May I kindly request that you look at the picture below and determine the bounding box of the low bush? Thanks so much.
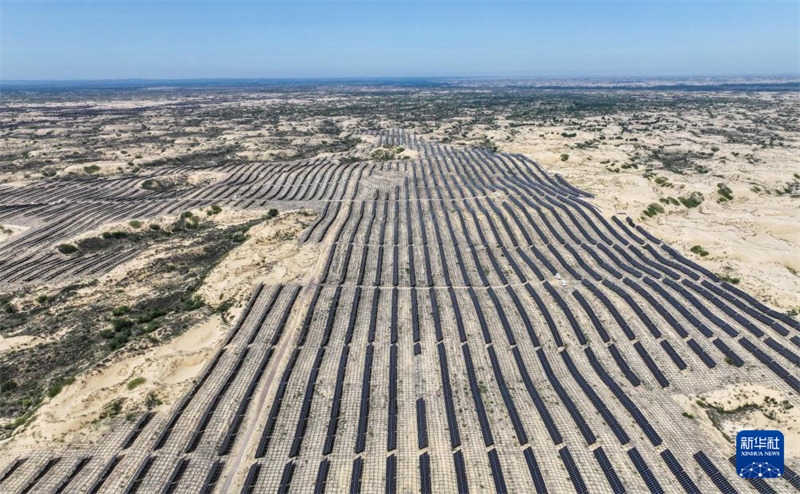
[718,273,741,285]
[717,183,734,201]
[127,377,146,390]
[643,203,665,217]
[57,244,78,254]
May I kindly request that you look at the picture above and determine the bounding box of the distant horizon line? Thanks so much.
[2,74,799,84]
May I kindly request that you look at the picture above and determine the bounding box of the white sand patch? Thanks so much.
[197,210,319,306]
[0,335,35,354]
[0,224,29,244]
[63,161,128,176]
[674,385,800,459]
[5,314,225,447]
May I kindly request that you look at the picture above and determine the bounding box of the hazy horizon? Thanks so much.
[2,1,798,81]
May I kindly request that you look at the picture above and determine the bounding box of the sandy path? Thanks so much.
[220,208,338,493]
[218,282,318,494]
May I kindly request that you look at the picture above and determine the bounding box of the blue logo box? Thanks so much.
[736,430,784,479]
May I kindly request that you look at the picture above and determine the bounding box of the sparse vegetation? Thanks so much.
[716,183,734,202]
[57,244,78,254]
[643,202,665,217]
[718,273,741,285]
[127,377,146,390]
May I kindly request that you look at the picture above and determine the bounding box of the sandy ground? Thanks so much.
[674,385,800,460]
[478,121,800,312]
[8,314,223,448]
[197,211,319,305]
[1,209,319,447]
[0,224,29,244]
[0,335,34,353]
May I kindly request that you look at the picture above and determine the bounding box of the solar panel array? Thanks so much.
[1,128,799,493]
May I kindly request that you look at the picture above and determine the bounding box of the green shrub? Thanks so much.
[112,318,134,331]
[58,244,78,254]
[112,306,130,317]
[84,164,100,174]
[718,273,741,285]
[141,179,163,191]
[181,211,193,219]
[149,224,162,231]
[127,377,146,390]
[183,295,204,311]
[36,294,49,304]
[128,220,142,229]
[678,196,701,208]
[47,376,75,398]
[717,183,734,201]
[643,203,665,217]
[99,399,124,419]
[0,380,18,393]
[102,231,127,239]
[560,154,569,162]
[690,245,709,257]
[267,208,279,218]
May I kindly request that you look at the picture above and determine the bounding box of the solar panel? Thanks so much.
[693,452,738,494]
[687,339,716,368]
[559,447,589,494]
[660,340,687,370]
[419,453,432,494]
[594,447,626,494]
[454,451,469,494]
[350,457,364,494]
[660,449,701,494]
[627,448,664,494]
[314,458,331,494]
[488,449,508,493]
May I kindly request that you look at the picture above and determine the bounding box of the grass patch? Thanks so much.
[127,377,146,390]
[47,376,75,398]
[717,183,734,202]
[643,203,665,217]
[57,244,78,254]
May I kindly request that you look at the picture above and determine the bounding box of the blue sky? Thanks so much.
[2,1,797,80]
